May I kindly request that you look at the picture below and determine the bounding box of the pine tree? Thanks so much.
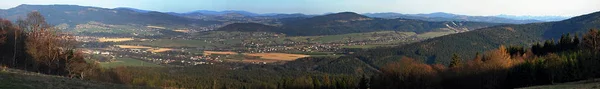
[359,75,370,89]
[573,33,580,50]
[449,54,462,68]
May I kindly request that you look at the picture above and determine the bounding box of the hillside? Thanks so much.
[518,79,600,89]
[218,12,502,36]
[0,4,220,28]
[364,12,543,24]
[354,11,600,66]
[218,23,281,32]
[0,68,150,89]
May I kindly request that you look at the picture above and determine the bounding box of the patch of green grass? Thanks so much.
[273,31,417,44]
[416,31,455,38]
[518,79,600,89]
[0,69,152,89]
[99,57,162,68]
[340,44,394,49]
[126,39,241,48]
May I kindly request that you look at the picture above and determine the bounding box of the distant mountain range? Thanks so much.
[114,7,566,24]
[218,12,502,36]
[0,4,572,33]
[495,14,570,21]
[0,4,220,29]
[363,12,552,24]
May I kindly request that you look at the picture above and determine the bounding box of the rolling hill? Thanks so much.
[354,11,600,67]
[218,12,502,36]
[0,4,220,29]
[364,12,544,24]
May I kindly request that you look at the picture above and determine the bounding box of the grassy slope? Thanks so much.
[0,69,152,89]
[518,79,600,89]
[99,57,162,68]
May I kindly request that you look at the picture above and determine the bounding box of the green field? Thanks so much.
[72,22,158,36]
[415,31,456,38]
[518,79,600,89]
[121,31,450,51]
[125,39,241,48]
[99,57,162,68]
[340,44,394,48]
[0,69,150,89]
[274,31,418,43]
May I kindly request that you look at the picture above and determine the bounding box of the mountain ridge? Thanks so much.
[218,12,502,36]
[363,12,545,24]
[0,4,220,29]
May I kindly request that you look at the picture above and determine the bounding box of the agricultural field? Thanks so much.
[146,48,174,53]
[244,53,310,61]
[98,38,134,42]
[273,31,418,43]
[519,79,600,89]
[339,44,395,48]
[125,39,241,48]
[415,30,456,38]
[203,51,310,63]
[73,22,159,36]
[115,45,152,49]
[203,51,238,55]
[98,57,162,68]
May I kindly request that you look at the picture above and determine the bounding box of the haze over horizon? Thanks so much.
[1,0,599,16]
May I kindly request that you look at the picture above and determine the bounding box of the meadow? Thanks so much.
[98,57,162,68]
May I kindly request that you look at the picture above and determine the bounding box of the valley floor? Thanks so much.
[0,68,152,89]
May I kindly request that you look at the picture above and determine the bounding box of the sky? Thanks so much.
[0,0,599,16]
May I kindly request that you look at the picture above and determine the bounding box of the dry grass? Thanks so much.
[115,45,152,49]
[173,29,190,33]
[240,59,280,63]
[98,38,134,42]
[203,51,238,56]
[244,53,310,61]
[147,48,173,53]
[146,26,166,29]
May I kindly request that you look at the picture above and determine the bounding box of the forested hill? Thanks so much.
[363,12,545,24]
[0,4,220,28]
[217,12,502,36]
[354,11,600,67]
[217,23,281,32]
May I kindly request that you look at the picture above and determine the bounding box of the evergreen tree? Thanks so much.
[573,33,580,50]
[359,75,370,89]
[449,54,462,68]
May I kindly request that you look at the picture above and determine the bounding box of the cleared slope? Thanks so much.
[0,69,152,89]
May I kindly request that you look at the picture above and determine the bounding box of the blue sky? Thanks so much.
[0,0,599,16]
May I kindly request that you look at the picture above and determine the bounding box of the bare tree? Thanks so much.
[19,11,68,74]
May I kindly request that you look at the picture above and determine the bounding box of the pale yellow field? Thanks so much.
[147,48,173,53]
[244,53,310,61]
[98,38,134,42]
[146,26,166,29]
[173,29,190,33]
[203,51,238,55]
[240,59,280,63]
[115,45,152,49]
